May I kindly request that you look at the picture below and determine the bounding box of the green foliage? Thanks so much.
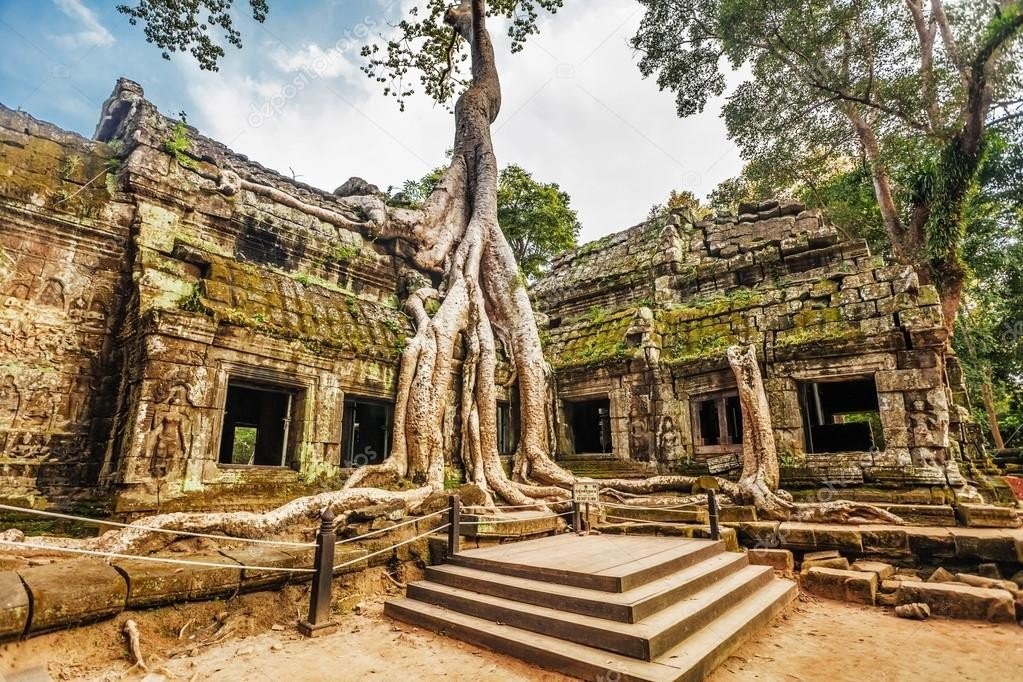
[324,243,363,267]
[162,120,195,169]
[635,0,1023,294]
[360,0,564,110]
[178,283,211,314]
[396,163,580,280]
[118,0,269,71]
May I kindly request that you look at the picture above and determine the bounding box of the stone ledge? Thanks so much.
[19,559,127,634]
[895,580,1017,622]
[0,571,29,639]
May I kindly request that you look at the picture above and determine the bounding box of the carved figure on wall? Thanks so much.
[0,375,19,429]
[37,279,66,310]
[656,415,679,461]
[64,374,93,426]
[145,385,194,479]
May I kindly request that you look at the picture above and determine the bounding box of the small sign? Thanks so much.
[573,480,600,504]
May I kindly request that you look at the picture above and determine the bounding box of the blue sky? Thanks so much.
[0,0,742,242]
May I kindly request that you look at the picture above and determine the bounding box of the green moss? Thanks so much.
[178,282,212,314]
[162,120,196,169]
[324,242,363,267]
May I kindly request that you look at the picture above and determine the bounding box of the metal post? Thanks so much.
[584,502,591,536]
[572,501,581,535]
[299,508,337,637]
[447,494,461,557]
[707,489,720,541]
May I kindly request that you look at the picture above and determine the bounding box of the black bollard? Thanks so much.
[572,501,581,535]
[708,489,720,541]
[447,494,461,557]
[298,507,338,637]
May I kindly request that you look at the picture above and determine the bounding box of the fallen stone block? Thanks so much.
[880,579,902,593]
[957,503,1021,529]
[895,602,930,620]
[801,557,850,573]
[746,548,793,573]
[851,560,896,581]
[803,550,840,562]
[803,567,877,605]
[1011,570,1023,590]
[895,581,1016,622]
[113,559,195,608]
[977,563,1002,580]
[0,571,29,640]
[928,567,956,583]
[19,559,127,633]
[181,553,242,600]
[954,573,1018,593]
[219,547,305,591]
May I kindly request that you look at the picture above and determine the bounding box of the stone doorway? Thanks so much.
[342,398,393,468]
[565,398,612,454]
[217,381,296,467]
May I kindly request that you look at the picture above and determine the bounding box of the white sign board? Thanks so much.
[572,481,600,504]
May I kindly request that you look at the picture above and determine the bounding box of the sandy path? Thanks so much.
[2,588,1020,681]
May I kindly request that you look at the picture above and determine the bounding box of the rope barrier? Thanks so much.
[334,524,449,571]
[0,503,314,549]
[335,508,449,546]
[0,539,316,573]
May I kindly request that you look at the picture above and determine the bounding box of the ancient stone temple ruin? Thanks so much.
[0,79,1006,516]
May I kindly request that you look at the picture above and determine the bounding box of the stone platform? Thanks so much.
[386,534,795,681]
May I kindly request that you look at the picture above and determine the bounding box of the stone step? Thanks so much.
[559,457,652,480]
[459,510,563,539]
[407,563,775,660]
[425,550,750,624]
[605,505,708,524]
[447,535,727,592]
[386,577,796,682]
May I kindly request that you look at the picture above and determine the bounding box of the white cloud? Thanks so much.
[51,0,115,49]
[184,1,742,243]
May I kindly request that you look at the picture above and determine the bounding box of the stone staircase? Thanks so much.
[386,534,796,681]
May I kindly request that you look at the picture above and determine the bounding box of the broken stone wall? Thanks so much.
[0,104,134,507]
[536,200,978,499]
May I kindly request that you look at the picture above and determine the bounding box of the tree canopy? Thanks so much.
[632,0,1023,332]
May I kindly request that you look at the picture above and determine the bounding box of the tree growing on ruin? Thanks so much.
[633,0,1023,332]
[5,0,906,555]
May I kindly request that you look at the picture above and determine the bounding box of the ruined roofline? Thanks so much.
[92,77,382,211]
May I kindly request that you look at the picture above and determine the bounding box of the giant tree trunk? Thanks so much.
[1,4,904,558]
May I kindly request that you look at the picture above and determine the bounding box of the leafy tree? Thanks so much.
[396,164,579,280]
[117,1,269,71]
[633,0,1023,332]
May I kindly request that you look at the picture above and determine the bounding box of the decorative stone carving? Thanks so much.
[144,385,194,480]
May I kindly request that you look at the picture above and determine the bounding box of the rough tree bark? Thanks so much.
[1,2,905,557]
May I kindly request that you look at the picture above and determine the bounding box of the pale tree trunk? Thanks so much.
[2,5,905,557]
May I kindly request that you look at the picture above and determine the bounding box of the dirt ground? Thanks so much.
[1,580,1020,682]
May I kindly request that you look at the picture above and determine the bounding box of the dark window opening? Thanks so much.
[219,382,295,466]
[566,398,612,454]
[800,377,883,453]
[497,401,519,455]
[342,398,393,468]
[691,390,743,454]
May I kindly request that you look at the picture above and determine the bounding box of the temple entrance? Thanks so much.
[799,377,883,453]
[218,381,295,467]
[342,397,393,468]
[565,398,612,454]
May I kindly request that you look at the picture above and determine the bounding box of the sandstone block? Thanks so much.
[957,503,1021,529]
[113,559,196,608]
[803,567,877,605]
[951,530,1021,563]
[19,559,127,633]
[0,571,29,640]
[928,567,956,583]
[803,550,840,562]
[747,548,793,573]
[896,581,1016,622]
[219,547,303,591]
[801,557,850,573]
[851,560,895,581]
[954,573,1018,593]
[895,602,930,620]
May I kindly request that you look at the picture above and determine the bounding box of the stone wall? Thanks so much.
[0,80,418,513]
[0,103,134,507]
[535,200,981,500]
